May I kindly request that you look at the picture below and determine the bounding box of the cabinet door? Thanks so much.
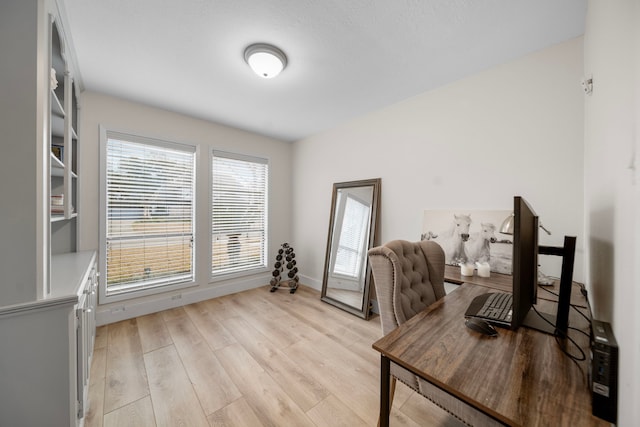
[88,265,98,351]
[76,262,97,423]
[76,293,88,420]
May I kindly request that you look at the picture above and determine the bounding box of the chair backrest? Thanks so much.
[368,240,446,335]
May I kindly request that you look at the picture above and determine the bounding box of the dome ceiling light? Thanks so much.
[244,43,288,79]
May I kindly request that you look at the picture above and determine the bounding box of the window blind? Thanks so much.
[212,151,268,276]
[105,136,195,295]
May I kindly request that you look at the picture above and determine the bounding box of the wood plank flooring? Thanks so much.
[85,285,465,427]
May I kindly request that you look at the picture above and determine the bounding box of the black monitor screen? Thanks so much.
[511,196,539,329]
[464,195,573,335]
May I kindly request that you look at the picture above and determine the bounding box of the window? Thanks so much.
[211,151,268,276]
[332,194,371,278]
[103,131,195,297]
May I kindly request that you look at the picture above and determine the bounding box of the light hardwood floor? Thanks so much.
[85,285,465,427]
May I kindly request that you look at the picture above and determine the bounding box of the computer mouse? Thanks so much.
[465,317,498,337]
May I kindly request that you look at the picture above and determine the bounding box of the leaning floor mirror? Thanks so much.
[321,178,381,319]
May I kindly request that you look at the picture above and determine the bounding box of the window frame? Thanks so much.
[99,126,197,304]
[210,149,269,281]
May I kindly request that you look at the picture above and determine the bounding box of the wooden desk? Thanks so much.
[372,280,608,426]
[444,264,589,308]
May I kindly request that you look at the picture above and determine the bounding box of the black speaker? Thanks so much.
[590,319,618,424]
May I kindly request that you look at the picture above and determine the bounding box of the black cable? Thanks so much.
[530,304,586,361]
[533,284,589,360]
[554,335,588,387]
[569,325,590,339]
[530,279,590,386]
[576,282,595,328]
[538,284,592,324]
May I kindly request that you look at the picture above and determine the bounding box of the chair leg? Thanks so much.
[377,377,397,427]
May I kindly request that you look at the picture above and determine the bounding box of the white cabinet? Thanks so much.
[0,1,95,425]
[0,252,97,427]
[0,0,82,305]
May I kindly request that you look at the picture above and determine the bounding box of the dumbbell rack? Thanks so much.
[269,243,299,293]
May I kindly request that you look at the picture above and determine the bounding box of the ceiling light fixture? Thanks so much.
[244,43,287,79]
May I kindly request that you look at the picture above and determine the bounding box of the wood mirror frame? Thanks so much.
[320,178,381,319]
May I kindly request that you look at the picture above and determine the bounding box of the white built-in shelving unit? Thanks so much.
[0,1,96,426]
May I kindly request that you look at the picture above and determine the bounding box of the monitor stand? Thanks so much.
[522,309,557,335]
[524,236,577,338]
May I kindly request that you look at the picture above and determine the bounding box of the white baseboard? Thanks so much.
[299,274,321,291]
[92,272,378,326]
[95,275,270,326]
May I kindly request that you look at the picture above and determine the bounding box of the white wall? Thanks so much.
[292,38,585,290]
[77,91,292,324]
[584,1,640,425]
[0,0,47,305]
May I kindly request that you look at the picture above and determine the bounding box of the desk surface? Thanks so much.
[444,265,589,307]
[373,280,608,426]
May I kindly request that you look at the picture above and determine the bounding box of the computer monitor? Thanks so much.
[465,196,576,337]
[511,196,539,330]
[512,196,576,337]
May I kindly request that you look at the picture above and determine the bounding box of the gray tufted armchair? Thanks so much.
[368,240,503,426]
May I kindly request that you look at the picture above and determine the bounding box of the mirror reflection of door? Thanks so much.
[321,178,380,319]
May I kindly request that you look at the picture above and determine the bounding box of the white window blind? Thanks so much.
[105,135,195,296]
[212,151,268,276]
[333,195,370,278]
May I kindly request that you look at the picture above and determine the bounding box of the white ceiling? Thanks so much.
[61,0,587,142]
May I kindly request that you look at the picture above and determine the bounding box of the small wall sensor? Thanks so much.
[581,77,593,95]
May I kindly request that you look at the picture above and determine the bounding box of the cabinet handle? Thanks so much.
[83,308,93,313]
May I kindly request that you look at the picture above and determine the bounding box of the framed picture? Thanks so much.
[421,209,513,274]
[51,144,64,162]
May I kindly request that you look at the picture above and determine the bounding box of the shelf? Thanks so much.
[51,214,66,222]
[50,212,77,222]
[51,168,77,179]
[51,114,64,137]
[48,19,80,264]
[50,154,77,179]
[51,152,64,171]
[51,115,77,139]
[51,90,65,118]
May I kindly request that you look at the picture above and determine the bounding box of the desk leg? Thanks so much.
[380,355,390,427]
